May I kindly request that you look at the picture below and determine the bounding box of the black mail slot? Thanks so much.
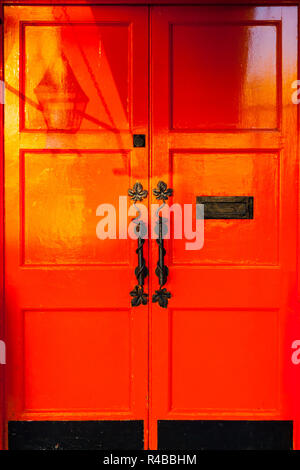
[196,196,254,219]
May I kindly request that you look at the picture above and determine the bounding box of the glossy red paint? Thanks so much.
[150,5,300,449]
[4,5,149,448]
[2,2,300,450]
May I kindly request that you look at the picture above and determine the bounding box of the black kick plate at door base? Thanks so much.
[196,196,253,219]
[8,420,144,450]
[158,420,293,450]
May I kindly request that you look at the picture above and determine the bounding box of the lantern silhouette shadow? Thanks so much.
[34,54,89,132]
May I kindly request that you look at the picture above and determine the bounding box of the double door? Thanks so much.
[4,4,299,449]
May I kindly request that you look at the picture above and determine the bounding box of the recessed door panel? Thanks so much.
[23,309,132,412]
[23,23,131,131]
[171,151,279,265]
[169,308,279,412]
[22,150,130,265]
[171,23,278,130]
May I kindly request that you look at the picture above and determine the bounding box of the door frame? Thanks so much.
[0,0,299,450]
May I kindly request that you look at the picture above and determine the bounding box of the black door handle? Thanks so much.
[128,182,148,307]
[152,181,173,308]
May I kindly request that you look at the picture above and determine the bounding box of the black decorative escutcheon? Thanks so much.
[152,181,173,308]
[130,285,148,307]
[152,287,171,309]
[153,180,173,201]
[128,182,148,202]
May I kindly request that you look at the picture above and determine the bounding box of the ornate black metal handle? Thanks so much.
[152,181,173,308]
[128,182,148,307]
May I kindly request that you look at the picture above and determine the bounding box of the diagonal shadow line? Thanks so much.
[5,83,42,111]
[60,7,122,133]
[79,111,120,133]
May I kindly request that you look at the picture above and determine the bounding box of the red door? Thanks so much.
[3,3,300,450]
[150,5,299,450]
[5,5,149,449]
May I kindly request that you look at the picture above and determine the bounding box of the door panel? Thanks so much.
[151,6,299,450]
[5,5,148,449]
[171,23,278,130]
[171,151,279,265]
